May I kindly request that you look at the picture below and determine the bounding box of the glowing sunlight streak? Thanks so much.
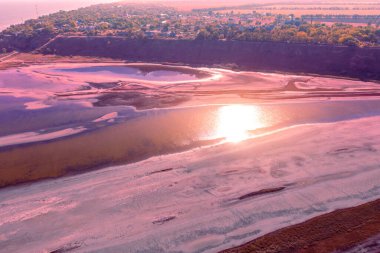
[216,105,265,143]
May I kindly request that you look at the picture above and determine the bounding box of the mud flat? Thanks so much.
[1,57,380,187]
[2,54,380,110]
[1,56,380,252]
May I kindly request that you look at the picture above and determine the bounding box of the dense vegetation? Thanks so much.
[1,3,379,52]
[196,23,379,46]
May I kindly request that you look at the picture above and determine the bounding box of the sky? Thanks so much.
[0,0,195,30]
[0,0,199,30]
[0,0,119,31]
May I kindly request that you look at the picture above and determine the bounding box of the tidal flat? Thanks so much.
[0,54,380,253]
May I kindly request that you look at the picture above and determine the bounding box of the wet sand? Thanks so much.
[57,67,380,110]
[2,53,380,111]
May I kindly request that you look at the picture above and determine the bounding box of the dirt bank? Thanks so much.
[221,199,380,253]
[39,36,380,80]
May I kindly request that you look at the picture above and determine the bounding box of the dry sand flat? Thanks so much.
[0,116,379,253]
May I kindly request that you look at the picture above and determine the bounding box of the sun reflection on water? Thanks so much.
[216,105,265,143]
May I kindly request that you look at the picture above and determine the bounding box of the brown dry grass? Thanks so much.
[221,199,380,253]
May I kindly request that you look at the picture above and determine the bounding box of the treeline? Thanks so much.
[1,4,175,38]
[196,23,380,47]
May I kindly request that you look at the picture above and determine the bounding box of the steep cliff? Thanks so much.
[40,36,380,80]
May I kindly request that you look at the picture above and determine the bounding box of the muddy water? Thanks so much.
[1,97,380,188]
[54,65,206,82]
